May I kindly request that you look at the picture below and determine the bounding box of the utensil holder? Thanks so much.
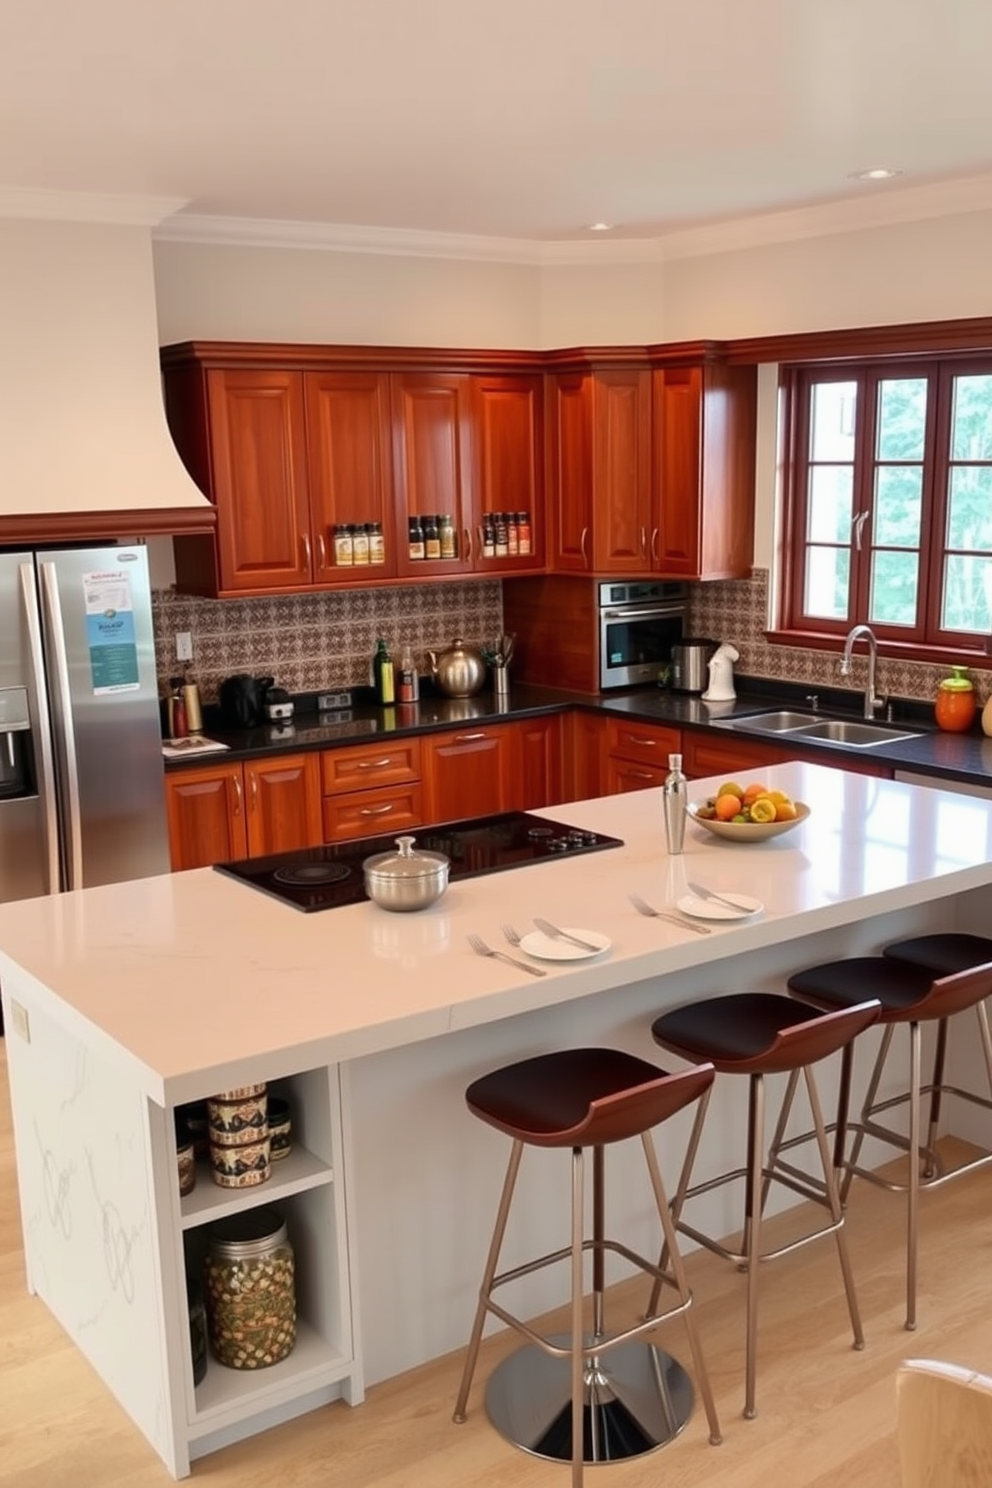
[493,664,509,702]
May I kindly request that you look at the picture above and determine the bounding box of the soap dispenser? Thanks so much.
[702,643,740,702]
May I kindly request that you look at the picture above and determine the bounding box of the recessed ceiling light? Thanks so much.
[588,221,613,231]
[849,167,904,182]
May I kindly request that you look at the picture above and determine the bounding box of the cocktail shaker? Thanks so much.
[662,752,687,854]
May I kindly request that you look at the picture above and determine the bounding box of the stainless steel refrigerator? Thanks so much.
[1,544,169,904]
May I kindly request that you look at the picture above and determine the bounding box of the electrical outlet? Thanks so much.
[175,632,193,662]
[318,691,352,710]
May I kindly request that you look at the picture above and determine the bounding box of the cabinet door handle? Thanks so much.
[249,774,258,809]
[453,732,487,743]
[232,775,243,815]
[650,527,659,562]
[626,768,656,781]
[356,757,396,770]
[465,528,473,560]
[358,803,395,817]
[302,532,312,572]
[316,533,327,571]
[640,526,647,557]
[629,735,658,747]
[580,527,588,566]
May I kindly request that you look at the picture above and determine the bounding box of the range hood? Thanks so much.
[0,210,213,541]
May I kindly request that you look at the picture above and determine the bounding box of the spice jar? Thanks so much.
[204,1209,296,1370]
[935,665,976,733]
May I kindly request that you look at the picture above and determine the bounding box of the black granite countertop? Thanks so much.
[164,677,992,792]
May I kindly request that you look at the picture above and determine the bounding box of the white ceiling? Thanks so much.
[4,0,992,250]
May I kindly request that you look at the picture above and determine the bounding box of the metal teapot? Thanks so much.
[426,637,486,698]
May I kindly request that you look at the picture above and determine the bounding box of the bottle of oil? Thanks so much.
[372,638,395,706]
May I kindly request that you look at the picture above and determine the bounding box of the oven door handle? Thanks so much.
[601,605,683,620]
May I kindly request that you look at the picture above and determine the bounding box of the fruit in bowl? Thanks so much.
[690,782,809,841]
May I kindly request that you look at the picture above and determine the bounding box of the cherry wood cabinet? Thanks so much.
[563,710,607,802]
[390,372,474,577]
[652,360,757,580]
[545,348,756,580]
[680,730,893,781]
[305,370,396,581]
[320,737,424,842]
[510,713,563,812]
[471,373,545,573]
[547,368,652,574]
[603,717,682,794]
[422,724,515,822]
[165,752,323,870]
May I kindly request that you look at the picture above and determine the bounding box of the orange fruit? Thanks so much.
[774,800,798,821]
[749,798,777,824]
[714,792,744,821]
[765,789,791,805]
[742,782,769,807]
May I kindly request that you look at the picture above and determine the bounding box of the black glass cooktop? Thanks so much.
[214,810,624,913]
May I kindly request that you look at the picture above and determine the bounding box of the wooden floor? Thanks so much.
[3,1037,990,1488]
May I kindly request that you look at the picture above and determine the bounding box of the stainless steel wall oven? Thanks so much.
[597,580,688,689]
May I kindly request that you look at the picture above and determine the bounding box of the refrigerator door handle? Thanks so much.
[19,562,62,894]
[39,561,84,891]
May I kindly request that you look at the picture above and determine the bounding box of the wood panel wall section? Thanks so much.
[502,574,602,693]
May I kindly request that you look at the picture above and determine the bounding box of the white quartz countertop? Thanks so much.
[3,761,992,1105]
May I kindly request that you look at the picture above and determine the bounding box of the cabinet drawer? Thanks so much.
[605,718,681,766]
[681,731,780,779]
[321,739,422,794]
[604,757,669,794]
[322,783,424,842]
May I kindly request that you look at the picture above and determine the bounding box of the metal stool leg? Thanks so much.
[804,1065,864,1349]
[906,1021,921,1331]
[453,1139,524,1422]
[570,1145,584,1487]
[743,1072,764,1420]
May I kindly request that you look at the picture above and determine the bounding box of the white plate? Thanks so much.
[519,928,612,961]
[676,893,763,922]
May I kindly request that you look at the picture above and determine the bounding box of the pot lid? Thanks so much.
[363,835,450,880]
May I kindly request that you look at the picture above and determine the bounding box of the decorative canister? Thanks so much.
[179,1101,210,1159]
[267,1096,292,1162]
[176,1122,196,1197]
[935,665,976,733]
[208,1085,268,1146]
[204,1209,296,1370]
[209,1136,271,1188]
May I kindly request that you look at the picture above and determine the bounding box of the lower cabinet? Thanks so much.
[165,753,323,870]
[321,737,424,841]
[422,724,514,821]
[603,717,682,794]
[680,730,894,781]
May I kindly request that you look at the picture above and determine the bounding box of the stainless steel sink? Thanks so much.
[790,719,922,747]
[722,710,824,734]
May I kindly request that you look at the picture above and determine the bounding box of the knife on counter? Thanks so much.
[532,917,603,952]
[686,881,754,912]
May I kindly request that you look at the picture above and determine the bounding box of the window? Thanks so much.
[781,356,992,655]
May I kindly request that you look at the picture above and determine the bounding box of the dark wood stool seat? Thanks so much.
[786,944,992,1330]
[649,992,880,1420]
[453,1047,721,1486]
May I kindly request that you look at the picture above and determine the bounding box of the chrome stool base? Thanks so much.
[486,1336,693,1464]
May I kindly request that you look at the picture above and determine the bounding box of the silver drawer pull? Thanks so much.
[630,735,658,747]
[358,803,395,816]
[627,769,655,780]
[454,732,486,743]
[356,757,396,770]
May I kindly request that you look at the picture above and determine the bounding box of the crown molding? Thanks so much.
[153,213,545,264]
[657,173,992,261]
[0,188,190,226]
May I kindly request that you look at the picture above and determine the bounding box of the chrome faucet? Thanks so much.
[841,623,886,719]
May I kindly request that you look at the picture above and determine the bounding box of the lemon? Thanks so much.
[716,780,744,799]
[749,797,777,824]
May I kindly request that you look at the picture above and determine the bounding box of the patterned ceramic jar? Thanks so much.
[204,1209,296,1369]
[267,1096,292,1162]
[208,1086,268,1147]
[209,1136,271,1188]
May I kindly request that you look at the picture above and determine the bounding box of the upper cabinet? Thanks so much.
[162,344,546,598]
[652,357,757,580]
[545,345,756,581]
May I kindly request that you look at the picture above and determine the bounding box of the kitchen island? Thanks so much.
[2,761,992,1477]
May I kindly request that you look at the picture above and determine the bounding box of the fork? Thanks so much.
[532,917,602,952]
[467,933,547,977]
[502,923,525,947]
[628,893,712,935]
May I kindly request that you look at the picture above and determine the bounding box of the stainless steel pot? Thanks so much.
[426,638,485,698]
[671,638,717,694]
[362,835,450,912]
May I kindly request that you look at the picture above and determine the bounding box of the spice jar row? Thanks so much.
[333,522,387,566]
[175,1086,293,1195]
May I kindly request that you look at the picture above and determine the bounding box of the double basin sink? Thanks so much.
[716,710,924,749]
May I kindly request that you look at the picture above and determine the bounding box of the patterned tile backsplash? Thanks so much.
[152,569,992,708]
[688,569,992,708]
[152,581,504,701]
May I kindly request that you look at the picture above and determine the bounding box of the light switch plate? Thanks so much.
[9,999,30,1042]
[175,632,193,662]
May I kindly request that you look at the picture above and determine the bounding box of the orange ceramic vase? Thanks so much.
[934,666,976,732]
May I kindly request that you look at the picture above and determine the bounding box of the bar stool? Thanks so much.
[648,992,881,1419]
[452,1047,721,1487]
[786,934,992,1331]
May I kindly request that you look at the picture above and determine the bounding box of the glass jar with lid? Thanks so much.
[935,664,976,732]
[204,1208,296,1369]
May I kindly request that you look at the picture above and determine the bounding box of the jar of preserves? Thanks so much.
[204,1209,296,1370]
[352,523,370,566]
[935,665,976,732]
[333,524,354,566]
[408,514,425,560]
